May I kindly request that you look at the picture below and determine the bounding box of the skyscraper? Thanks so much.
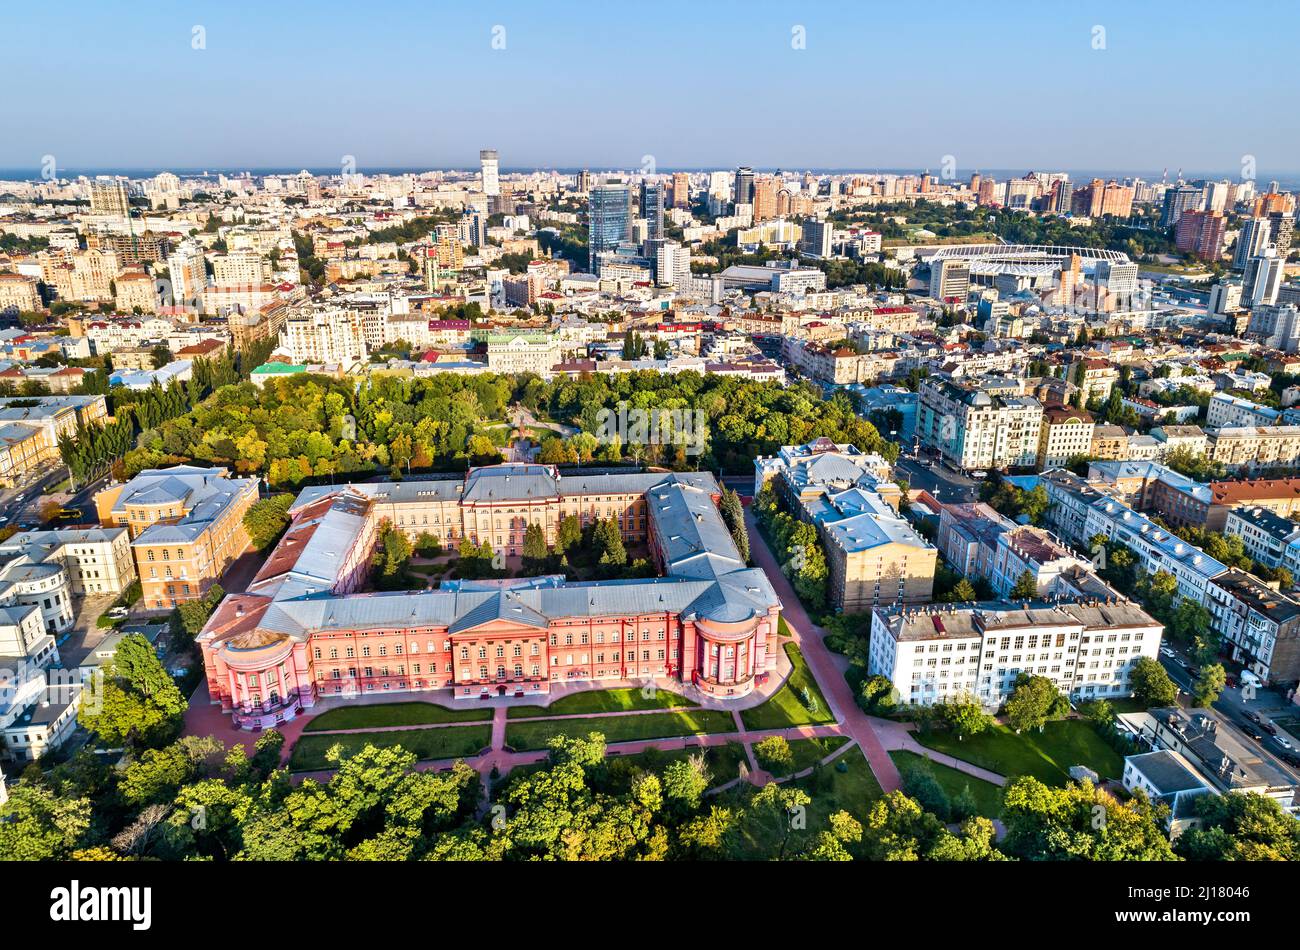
[671,172,690,209]
[587,178,632,271]
[479,149,500,197]
[639,180,665,242]
[1160,184,1202,228]
[929,258,971,303]
[733,166,755,207]
[751,176,778,222]
[88,178,130,217]
[1243,248,1285,308]
[1268,211,1295,258]
[1234,217,1272,269]
[798,218,833,259]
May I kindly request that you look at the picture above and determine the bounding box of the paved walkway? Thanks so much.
[743,506,903,794]
[290,721,850,786]
[872,717,1008,786]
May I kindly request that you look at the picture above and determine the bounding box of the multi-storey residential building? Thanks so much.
[1037,406,1095,469]
[1223,506,1298,570]
[1090,423,1129,460]
[1243,248,1284,308]
[0,395,108,487]
[1205,477,1300,530]
[755,439,934,611]
[868,598,1163,708]
[935,501,1014,579]
[1070,358,1120,404]
[0,273,42,314]
[1041,470,1228,605]
[990,526,1094,598]
[1150,424,1209,459]
[95,465,258,610]
[918,378,1043,472]
[280,304,368,366]
[1206,425,1300,471]
[1206,391,1280,429]
[1206,569,1300,686]
[196,465,782,727]
[1120,707,1295,810]
[0,527,135,599]
[87,178,130,217]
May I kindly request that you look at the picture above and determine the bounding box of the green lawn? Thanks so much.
[505,709,737,751]
[303,701,491,732]
[494,742,751,801]
[727,744,884,860]
[506,687,697,719]
[740,642,835,731]
[289,724,492,771]
[914,719,1124,786]
[614,742,750,786]
[890,750,1004,819]
[785,736,850,774]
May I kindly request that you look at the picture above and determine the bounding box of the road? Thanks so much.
[0,463,107,530]
[894,455,981,505]
[1158,643,1300,782]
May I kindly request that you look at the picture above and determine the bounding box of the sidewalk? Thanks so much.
[743,507,903,794]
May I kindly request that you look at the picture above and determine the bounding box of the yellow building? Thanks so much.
[95,465,259,610]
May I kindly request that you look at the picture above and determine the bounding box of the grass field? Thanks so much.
[506,687,697,719]
[726,744,884,859]
[890,750,1004,819]
[785,736,850,774]
[914,719,1123,786]
[494,742,751,801]
[739,642,835,731]
[505,709,737,751]
[288,724,492,771]
[304,701,490,732]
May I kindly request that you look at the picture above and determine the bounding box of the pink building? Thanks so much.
[198,465,781,728]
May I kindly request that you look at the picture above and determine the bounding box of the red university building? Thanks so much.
[197,464,782,728]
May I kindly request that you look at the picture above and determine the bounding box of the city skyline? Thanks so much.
[4,0,1299,173]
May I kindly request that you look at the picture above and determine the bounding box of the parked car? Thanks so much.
[1247,730,1265,742]
[1274,735,1293,751]
[1246,711,1263,725]
[1160,647,1175,658]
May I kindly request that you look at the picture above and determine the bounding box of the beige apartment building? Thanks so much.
[0,273,42,313]
[755,439,935,611]
[0,395,108,487]
[1037,406,1095,470]
[1207,426,1300,471]
[95,465,258,610]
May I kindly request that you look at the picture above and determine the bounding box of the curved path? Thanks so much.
[742,506,903,794]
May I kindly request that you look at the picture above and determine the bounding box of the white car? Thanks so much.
[1160,647,1175,658]
[1274,735,1293,751]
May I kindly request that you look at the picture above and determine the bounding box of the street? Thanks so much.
[1158,643,1300,783]
[894,454,981,505]
[0,463,108,530]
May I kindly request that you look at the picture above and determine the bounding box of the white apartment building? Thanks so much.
[0,527,136,598]
[918,378,1043,471]
[868,599,1163,708]
[166,239,208,308]
[280,305,369,366]
[1206,391,1280,429]
[211,249,268,286]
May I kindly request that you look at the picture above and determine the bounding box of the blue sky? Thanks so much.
[4,0,1298,176]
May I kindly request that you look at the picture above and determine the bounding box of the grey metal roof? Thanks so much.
[215,465,779,644]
